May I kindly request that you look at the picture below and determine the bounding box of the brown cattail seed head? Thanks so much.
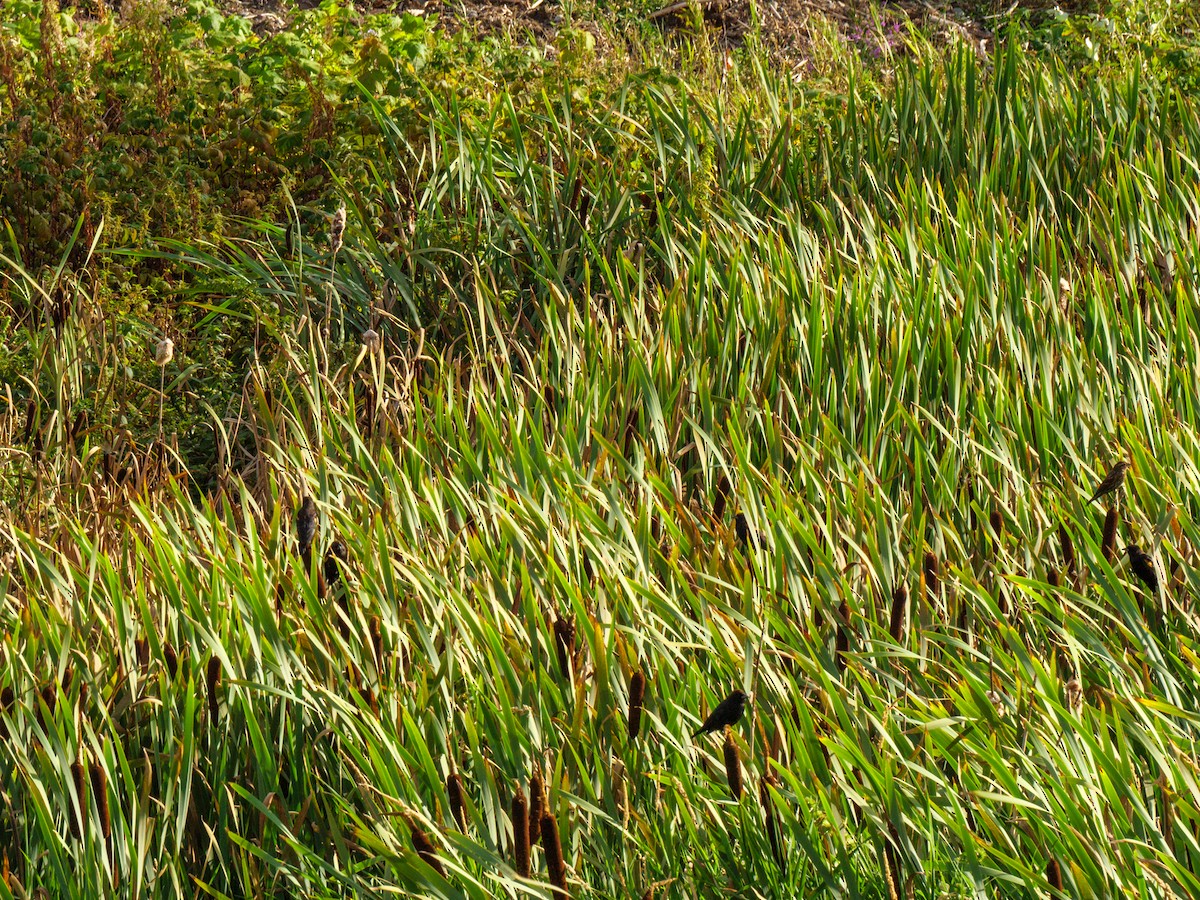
[723,727,743,800]
[923,552,940,602]
[447,772,467,831]
[205,656,222,720]
[1047,568,1060,588]
[70,760,87,837]
[1059,524,1077,577]
[163,643,178,679]
[627,670,646,741]
[511,787,530,877]
[155,337,174,367]
[888,585,907,643]
[540,812,569,897]
[529,771,545,846]
[713,474,730,521]
[408,818,445,876]
[610,756,628,823]
[89,763,110,840]
[330,202,347,253]
[1102,507,1119,562]
[989,508,1004,544]
[1046,857,1063,891]
[554,615,576,677]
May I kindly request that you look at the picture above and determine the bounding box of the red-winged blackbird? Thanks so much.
[1125,544,1159,593]
[297,497,317,559]
[692,690,749,737]
[1088,460,1129,504]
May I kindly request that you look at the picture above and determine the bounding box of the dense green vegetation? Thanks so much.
[4,0,1200,896]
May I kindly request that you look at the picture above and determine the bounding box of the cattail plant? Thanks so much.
[888,585,907,643]
[0,685,11,740]
[330,202,347,254]
[408,817,445,876]
[923,552,940,605]
[627,669,646,741]
[713,474,730,521]
[541,812,568,898]
[70,759,87,838]
[297,497,317,568]
[447,772,467,831]
[1102,507,1119,562]
[89,762,110,842]
[1047,568,1060,588]
[512,786,530,877]
[529,771,546,845]
[1046,857,1063,891]
[163,643,178,679]
[206,656,221,720]
[610,756,628,823]
[989,507,1004,550]
[324,540,348,588]
[155,336,173,437]
[723,727,743,799]
[554,614,576,677]
[835,599,851,674]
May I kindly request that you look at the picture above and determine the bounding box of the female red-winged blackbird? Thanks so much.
[692,690,749,737]
[1089,460,1129,504]
[1124,545,1158,593]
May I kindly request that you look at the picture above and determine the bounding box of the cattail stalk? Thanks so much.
[888,585,907,643]
[835,600,850,674]
[89,763,110,841]
[1102,507,1119,562]
[923,552,940,605]
[206,656,222,720]
[554,615,576,677]
[627,670,646,741]
[723,728,743,800]
[529,772,545,846]
[70,760,87,838]
[512,787,530,877]
[1046,857,1063,891]
[541,812,568,898]
[447,773,467,832]
[610,757,628,823]
[713,475,730,521]
[409,818,445,876]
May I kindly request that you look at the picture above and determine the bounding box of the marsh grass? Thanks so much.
[1,30,1200,900]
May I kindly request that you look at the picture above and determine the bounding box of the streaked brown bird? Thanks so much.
[692,690,749,737]
[1088,460,1129,504]
[1124,545,1158,593]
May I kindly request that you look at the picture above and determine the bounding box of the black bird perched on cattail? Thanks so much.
[692,690,749,737]
[1125,545,1159,593]
[1088,460,1130,504]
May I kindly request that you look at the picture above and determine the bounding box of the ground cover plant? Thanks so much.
[4,0,1200,897]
